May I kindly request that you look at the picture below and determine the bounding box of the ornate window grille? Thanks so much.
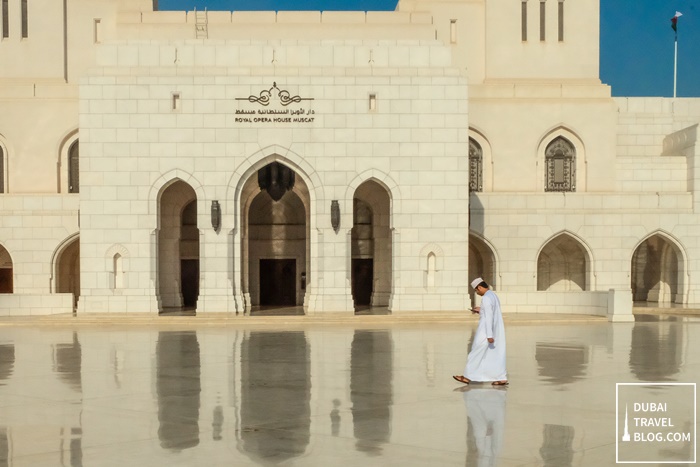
[469,138,483,192]
[545,137,575,192]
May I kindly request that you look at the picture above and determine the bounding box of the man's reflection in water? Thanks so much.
[330,399,341,437]
[156,331,201,451]
[463,388,506,467]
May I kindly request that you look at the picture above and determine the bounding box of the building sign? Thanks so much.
[235,82,315,124]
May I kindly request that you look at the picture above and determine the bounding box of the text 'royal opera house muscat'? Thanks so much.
[0,0,698,319]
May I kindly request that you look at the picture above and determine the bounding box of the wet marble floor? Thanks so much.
[0,314,698,466]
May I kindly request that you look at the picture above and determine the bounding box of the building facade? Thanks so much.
[0,0,698,319]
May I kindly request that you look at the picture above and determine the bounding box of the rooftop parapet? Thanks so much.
[121,10,433,26]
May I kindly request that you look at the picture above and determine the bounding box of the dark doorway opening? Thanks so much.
[180,259,199,308]
[0,269,11,293]
[260,259,296,306]
[352,259,373,306]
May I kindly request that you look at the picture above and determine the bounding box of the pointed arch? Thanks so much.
[469,232,499,308]
[536,231,593,291]
[419,243,444,291]
[228,144,323,224]
[147,170,207,229]
[51,233,80,307]
[351,179,393,308]
[536,126,586,192]
[0,132,10,193]
[0,242,13,293]
[57,128,79,194]
[106,244,130,290]
[631,230,688,304]
[231,147,319,313]
[155,179,200,311]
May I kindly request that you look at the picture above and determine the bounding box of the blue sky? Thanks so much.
[159,0,700,98]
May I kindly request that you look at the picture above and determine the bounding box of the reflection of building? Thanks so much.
[536,343,589,385]
[156,331,201,451]
[629,317,684,381]
[239,331,310,464]
[0,344,14,385]
[539,424,575,467]
[351,331,393,455]
[1,0,700,318]
[0,332,84,466]
[53,333,82,392]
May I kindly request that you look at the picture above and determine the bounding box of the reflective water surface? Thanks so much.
[0,316,698,466]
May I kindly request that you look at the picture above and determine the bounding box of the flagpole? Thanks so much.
[674,32,678,98]
[671,11,682,98]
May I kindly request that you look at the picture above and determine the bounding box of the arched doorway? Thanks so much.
[468,234,496,304]
[55,237,80,308]
[537,233,589,291]
[351,180,392,310]
[631,234,684,304]
[157,180,199,312]
[0,244,13,293]
[241,162,309,312]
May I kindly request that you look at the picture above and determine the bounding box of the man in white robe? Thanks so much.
[453,278,508,386]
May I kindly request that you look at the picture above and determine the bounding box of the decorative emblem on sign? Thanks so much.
[237,82,313,107]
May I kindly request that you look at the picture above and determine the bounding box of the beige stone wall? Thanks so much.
[1,0,700,317]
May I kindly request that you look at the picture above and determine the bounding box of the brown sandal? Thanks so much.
[452,375,471,384]
[491,381,509,386]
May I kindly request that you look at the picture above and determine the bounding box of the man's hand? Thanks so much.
[471,307,480,314]
[487,338,494,344]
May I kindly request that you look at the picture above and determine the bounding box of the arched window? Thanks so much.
[68,140,79,193]
[545,137,575,192]
[469,138,483,192]
[113,253,123,289]
[0,145,4,193]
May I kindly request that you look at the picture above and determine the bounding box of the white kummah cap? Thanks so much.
[471,277,483,289]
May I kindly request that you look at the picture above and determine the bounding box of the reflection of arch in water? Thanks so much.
[540,424,575,467]
[535,343,588,385]
[631,231,687,304]
[238,331,310,463]
[0,344,15,385]
[53,332,82,392]
[351,330,393,455]
[629,317,683,382]
[156,331,201,451]
[536,232,592,291]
